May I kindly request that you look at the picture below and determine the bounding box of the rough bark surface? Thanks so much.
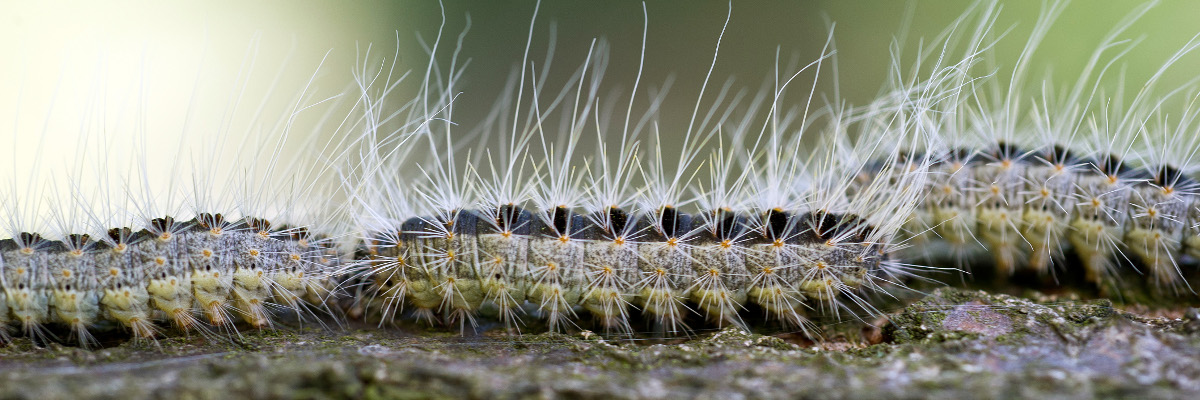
[2,288,1199,399]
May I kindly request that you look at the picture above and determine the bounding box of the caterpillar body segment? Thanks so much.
[1018,146,1080,275]
[525,207,588,333]
[1057,154,1134,285]
[229,217,284,329]
[47,234,103,347]
[95,228,158,341]
[742,209,813,329]
[1125,171,1191,289]
[1,233,55,342]
[477,205,536,331]
[576,206,640,333]
[688,210,751,330]
[1124,123,1200,291]
[270,227,337,323]
[184,215,238,329]
[971,143,1031,278]
[634,207,694,333]
[927,150,981,264]
[429,210,486,330]
[140,217,205,332]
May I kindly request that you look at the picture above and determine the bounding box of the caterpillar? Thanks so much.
[4,0,1200,348]
[334,0,1200,331]
[339,2,973,336]
[0,19,355,346]
[902,0,1200,298]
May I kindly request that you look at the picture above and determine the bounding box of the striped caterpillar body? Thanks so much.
[338,1,956,335]
[353,205,900,335]
[0,214,340,347]
[344,77,935,335]
[896,1,1200,296]
[912,138,1200,292]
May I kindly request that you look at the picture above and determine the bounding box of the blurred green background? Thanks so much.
[381,0,1200,129]
[3,0,1200,216]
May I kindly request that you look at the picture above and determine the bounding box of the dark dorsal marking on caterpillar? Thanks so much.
[659,206,679,238]
[951,147,974,162]
[1038,144,1080,167]
[757,208,797,245]
[451,209,479,236]
[582,206,631,241]
[533,206,589,239]
[0,233,52,253]
[657,206,688,240]
[148,216,176,235]
[1151,164,1200,192]
[40,237,68,253]
[713,209,747,243]
[194,213,227,233]
[551,206,571,235]
[1086,153,1132,177]
[984,141,1031,164]
[608,206,629,236]
[63,233,93,251]
[400,215,428,243]
[287,226,311,242]
[797,211,871,244]
[637,206,691,243]
[104,227,141,249]
[247,217,272,234]
[19,232,46,249]
[488,204,533,235]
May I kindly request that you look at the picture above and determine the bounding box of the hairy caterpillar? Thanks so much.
[4,0,1200,348]
[342,0,1200,334]
[339,2,977,337]
[901,1,1200,299]
[0,21,354,346]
